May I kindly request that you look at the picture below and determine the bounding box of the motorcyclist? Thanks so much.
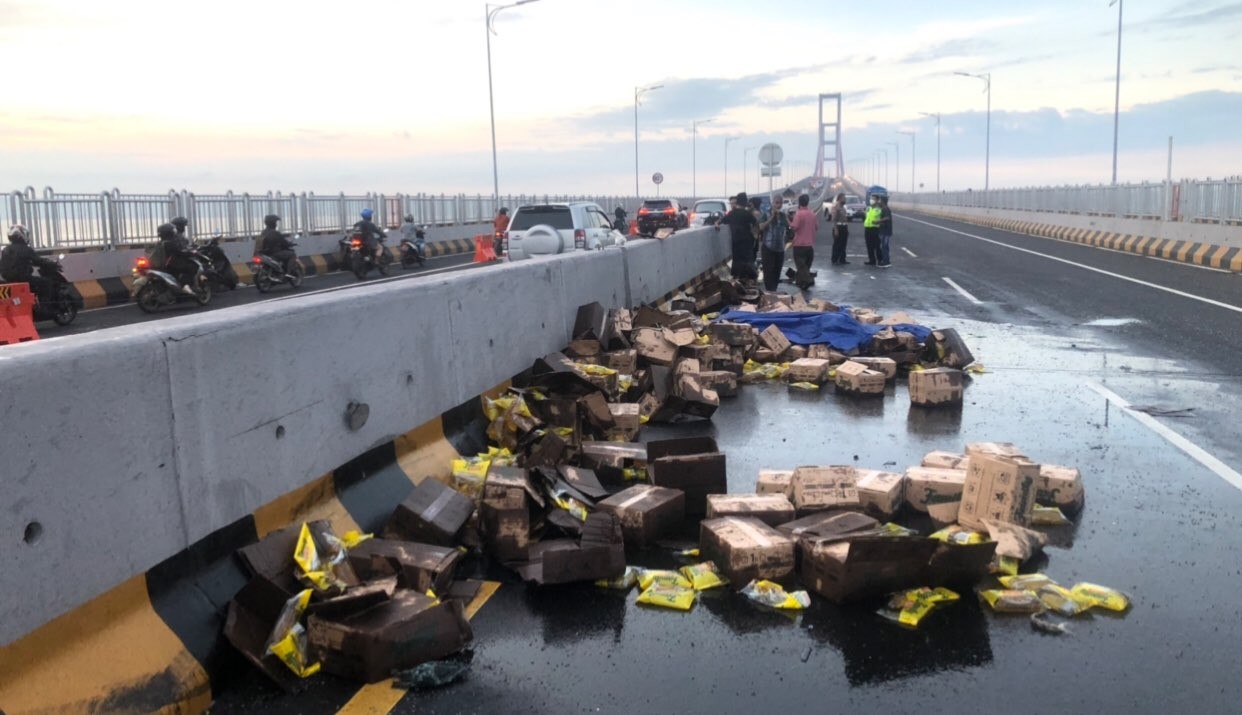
[1,225,57,303]
[171,216,190,247]
[354,208,385,260]
[614,205,628,231]
[400,214,425,260]
[258,214,297,277]
[158,222,200,294]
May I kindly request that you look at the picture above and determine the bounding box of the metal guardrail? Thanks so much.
[897,179,1242,224]
[3,188,659,250]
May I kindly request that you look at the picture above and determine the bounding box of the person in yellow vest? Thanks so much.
[863,196,883,266]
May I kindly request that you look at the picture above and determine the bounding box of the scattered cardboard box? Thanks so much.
[982,518,1048,561]
[849,357,897,380]
[922,451,969,470]
[759,325,792,358]
[964,442,1029,460]
[516,513,626,584]
[801,536,938,604]
[346,540,462,596]
[597,485,686,549]
[705,494,796,528]
[1037,464,1085,512]
[633,327,678,366]
[791,466,860,512]
[786,358,831,383]
[709,322,757,347]
[700,517,796,583]
[385,479,476,546]
[958,453,1039,530]
[756,469,794,498]
[925,328,974,368]
[785,345,808,360]
[903,467,967,513]
[776,511,879,540]
[909,368,965,407]
[605,349,638,374]
[698,370,739,397]
[648,449,727,516]
[855,469,906,519]
[834,361,886,396]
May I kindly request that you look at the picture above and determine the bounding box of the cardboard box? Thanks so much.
[706,494,796,528]
[347,540,462,596]
[673,356,701,376]
[922,451,968,470]
[800,536,939,604]
[483,466,532,511]
[557,465,611,500]
[903,467,967,513]
[807,298,837,312]
[925,328,974,368]
[760,292,794,310]
[573,302,613,342]
[700,517,796,584]
[385,480,474,546]
[925,541,998,588]
[578,392,615,432]
[597,484,685,548]
[759,325,792,358]
[709,322,757,347]
[1037,464,1085,511]
[566,338,602,358]
[756,469,794,498]
[633,327,678,366]
[308,592,472,683]
[834,361,886,395]
[698,369,739,397]
[776,511,878,539]
[879,311,917,326]
[305,578,398,620]
[870,328,902,353]
[909,367,965,407]
[791,466,860,512]
[752,346,777,362]
[786,357,831,383]
[852,309,883,325]
[651,374,719,422]
[965,442,1029,460]
[516,512,626,584]
[604,349,638,374]
[855,469,906,518]
[763,302,792,314]
[958,453,1039,530]
[785,345,808,360]
[480,506,531,562]
[649,452,727,516]
[223,575,309,691]
[849,357,897,380]
[608,403,642,433]
[611,307,634,333]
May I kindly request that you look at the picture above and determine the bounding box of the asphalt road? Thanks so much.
[213,209,1242,714]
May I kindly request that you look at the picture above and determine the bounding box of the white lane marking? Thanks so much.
[901,246,918,258]
[904,215,1242,315]
[942,276,983,304]
[1085,380,1242,492]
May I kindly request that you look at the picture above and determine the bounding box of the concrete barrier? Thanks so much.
[0,226,728,647]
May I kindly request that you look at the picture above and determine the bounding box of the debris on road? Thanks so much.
[392,649,474,691]
[741,579,811,611]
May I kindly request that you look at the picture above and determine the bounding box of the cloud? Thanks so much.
[1146,1,1242,30]
[898,38,998,64]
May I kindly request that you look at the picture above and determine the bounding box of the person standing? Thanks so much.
[749,196,765,265]
[878,196,893,268]
[715,191,760,282]
[789,194,817,290]
[827,193,850,265]
[863,195,882,266]
[493,207,510,256]
[759,196,789,291]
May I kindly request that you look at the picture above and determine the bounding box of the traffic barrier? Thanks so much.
[473,234,497,262]
[629,219,639,236]
[0,283,40,345]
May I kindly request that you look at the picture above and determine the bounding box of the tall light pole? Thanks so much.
[955,71,991,191]
[920,112,941,192]
[692,118,713,200]
[898,130,916,192]
[887,141,900,192]
[487,0,541,202]
[1109,0,1123,185]
[876,150,888,186]
[743,146,756,195]
[724,137,737,195]
[634,83,663,201]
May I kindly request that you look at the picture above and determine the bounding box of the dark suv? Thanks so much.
[636,199,687,235]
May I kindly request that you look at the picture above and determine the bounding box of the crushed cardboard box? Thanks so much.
[700,517,796,584]
[705,494,796,528]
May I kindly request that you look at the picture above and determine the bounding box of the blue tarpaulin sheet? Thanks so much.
[716,309,933,353]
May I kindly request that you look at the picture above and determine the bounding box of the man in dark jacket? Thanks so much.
[259,214,297,275]
[355,208,385,260]
[157,222,200,293]
[716,191,760,281]
[1,225,56,302]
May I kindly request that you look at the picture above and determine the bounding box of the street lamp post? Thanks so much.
[724,137,737,195]
[955,71,991,191]
[898,130,916,192]
[920,112,941,192]
[487,0,541,202]
[634,83,663,201]
[692,118,713,200]
[1109,0,1123,185]
[887,141,900,193]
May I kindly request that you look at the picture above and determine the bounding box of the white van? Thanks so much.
[505,202,625,261]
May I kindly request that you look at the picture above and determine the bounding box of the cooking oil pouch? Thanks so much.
[618,375,634,393]
[482,395,515,422]
[1031,505,1071,526]
[265,589,320,678]
[1071,582,1130,612]
[998,573,1057,591]
[451,458,490,498]
[574,363,617,377]
[551,491,590,522]
[989,555,1020,576]
[675,547,701,558]
[880,587,959,627]
[293,523,343,592]
[595,566,639,590]
[1037,584,1091,617]
[979,589,1043,614]
[788,381,820,391]
[680,562,728,591]
[742,579,811,610]
[877,522,919,537]
[965,364,988,374]
[930,525,989,545]
[339,530,373,549]
[637,569,692,591]
[636,584,696,611]
[622,467,646,483]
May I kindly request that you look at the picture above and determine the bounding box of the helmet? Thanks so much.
[498,207,509,215]
[360,208,374,221]
[404,214,414,223]
[171,216,189,231]
[264,214,280,228]
[7,224,29,243]
[157,223,177,240]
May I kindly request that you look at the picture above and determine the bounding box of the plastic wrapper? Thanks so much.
[1030,611,1071,635]
[293,523,347,592]
[451,447,515,498]
[878,587,960,627]
[741,579,811,611]
[877,522,919,537]
[741,360,789,382]
[1031,505,1071,526]
[623,467,647,483]
[998,573,1057,591]
[393,649,474,690]
[551,489,591,522]
[1071,582,1131,612]
[1037,584,1092,617]
[989,555,1020,576]
[680,562,728,591]
[574,363,618,377]
[339,530,373,549]
[930,525,990,545]
[264,589,320,678]
[636,584,696,611]
[637,569,693,591]
[618,375,634,393]
[979,589,1043,613]
[595,566,639,590]
[788,381,820,391]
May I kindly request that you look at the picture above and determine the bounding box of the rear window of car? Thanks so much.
[695,201,726,214]
[510,205,573,231]
[846,195,862,203]
[642,200,673,211]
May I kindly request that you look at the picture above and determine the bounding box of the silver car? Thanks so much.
[689,199,729,227]
[505,202,625,261]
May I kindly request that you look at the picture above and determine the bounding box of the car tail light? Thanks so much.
[252,256,262,264]
[638,207,649,215]
[574,229,586,249]
[689,212,696,222]
[663,208,675,215]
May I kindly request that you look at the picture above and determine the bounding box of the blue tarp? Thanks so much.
[716,309,932,353]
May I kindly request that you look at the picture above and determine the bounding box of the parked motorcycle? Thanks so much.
[194,233,239,290]
[131,253,211,313]
[251,235,305,293]
[348,228,393,280]
[31,254,84,326]
[400,225,428,269]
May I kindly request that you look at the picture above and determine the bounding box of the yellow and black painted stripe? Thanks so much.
[910,208,1242,274]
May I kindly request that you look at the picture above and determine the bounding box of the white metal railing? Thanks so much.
[896,178,1242,224]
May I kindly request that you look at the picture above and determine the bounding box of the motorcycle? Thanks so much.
[194,233,239,290]
[131,252,211,313]
[400,225,428,268]
[31,254,84,326]
[251,235,305,293]
[348,228,393,280]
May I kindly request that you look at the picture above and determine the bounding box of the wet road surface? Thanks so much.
[212,211,1242,714]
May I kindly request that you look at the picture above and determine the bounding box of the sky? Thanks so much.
[1,0,1240,196]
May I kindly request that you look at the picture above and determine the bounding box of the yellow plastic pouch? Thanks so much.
[930,525,989,545]
[293,523,339,591]
[265,589,321,678]
[979,589,1043,613]
[595,566,639,590]
[1037,584,1091,617]
[622,467,646,483]
[877,522,919,537]
[788,381,820,391]
[551,491,590,522]
[574,363,617,377]
[998,573,1057,591]
[880,587,959,627]
[637,569,693,591]
[636,584,696,611]
[1031,505,1071,526]
[339,530,373,549]
[1071,582,1130,612]
[680,562,728,591]
[741,579,811,610]
[989,555,1020,576]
